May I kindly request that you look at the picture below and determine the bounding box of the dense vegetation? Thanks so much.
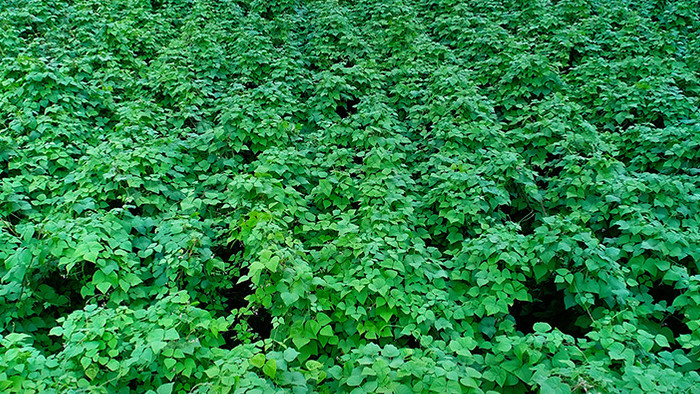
[1,0,700,392]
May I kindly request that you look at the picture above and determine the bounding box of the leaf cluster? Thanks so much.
[1,0,700,392]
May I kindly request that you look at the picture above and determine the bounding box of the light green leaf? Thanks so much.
[284,348,300,362]
[655,334,670,348]
[250,354,266,368]
[346,374,363,387]
[157,383,174,394]
[106,359,120,371]
[263,359,277,379]
[163,328,179,341]
[281,292,299,305]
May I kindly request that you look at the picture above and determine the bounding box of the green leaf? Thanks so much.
[164,358,177,369]
[147,329,165,342]
[266,255,280,271]
[541,377,571,394]
[318,179,332,197]
[263,359,277,379]
[96,280,112,294]
[49,326,64,336]
[157,383,174,394]
[674,352,691,366]
[85,365,99,380]
[163,328,180,341]
[346,374,363,387]
[306,360,323,370]
[106,359,120,372]
[281,292,299,305]
[317,313,332,326]
[150,341,167,353]
[319,325,334,337]
[655,334,670,348]
[284,348,300,362]
[205,366,219,378]
[609,343,625,360]
[638,336,654,352]
[381,344,400,358]
[250,354,266,368]
[306,320,321,337]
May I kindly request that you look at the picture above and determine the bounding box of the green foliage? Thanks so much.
[2,0,700,392]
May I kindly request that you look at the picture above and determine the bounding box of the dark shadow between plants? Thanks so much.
[212,241,273,348]
[510,279,592,337]
[647,281,691,340]
[335,96,360,119]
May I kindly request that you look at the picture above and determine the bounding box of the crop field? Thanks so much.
[1,0,700,392]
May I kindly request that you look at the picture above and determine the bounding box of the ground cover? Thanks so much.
[1,0,700,392]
